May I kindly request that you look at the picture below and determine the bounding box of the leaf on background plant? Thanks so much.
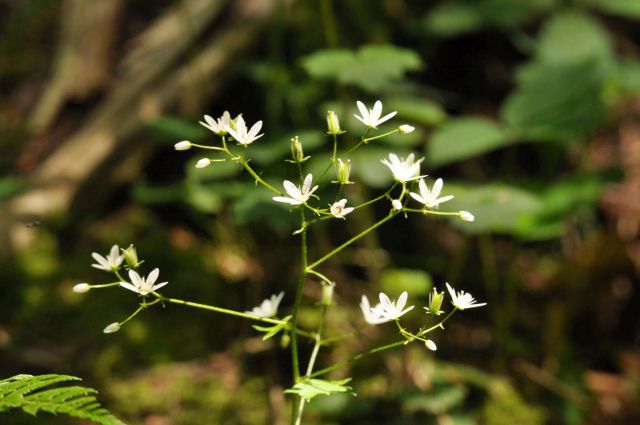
[252,315,292,341]
[427,117,511,167]
[445,183,542,235]
[583,0,640,19]
[501,60,606,142]
[0,176,26,199]
[615,60,640,95]
[535,11,613,65]
[402,385,467,414]
[285,378,354,401]
[385,96,448,127]
[349,146,402,188]
[149,116,208,142]
[301,45,423,92]
[424,0,553,37]
[380,269,432,297]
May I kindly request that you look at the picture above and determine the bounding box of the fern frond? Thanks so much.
[0,374,125,425]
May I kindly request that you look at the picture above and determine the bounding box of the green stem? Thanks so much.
[419,308,457,336]
[362,129,399,143]
[309,340,406,378]
[91,282,121,289]
[290,209,309,383]
[190,143,226,151]
[120,298,161,326]
[307,212,397,270]
[238,156,282,195]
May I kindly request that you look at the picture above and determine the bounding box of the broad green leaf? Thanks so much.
[385,97,447,127]
[615,60,640,94]
[380,269,432,297]
[501,60,606,142]
[583,0,640,19]
[424,3,483,37]
[427,117,510,166]
[285,378,354,401]
[402,385,467,414]
[302,45,423,92]
[536,11,613,65]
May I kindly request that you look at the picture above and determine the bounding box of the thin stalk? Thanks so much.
[309,340,406,378]
[238,156,282,195]
[290,209,309,382]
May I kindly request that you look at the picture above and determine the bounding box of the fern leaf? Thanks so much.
[0,374,125,425]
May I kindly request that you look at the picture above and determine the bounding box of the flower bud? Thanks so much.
[103,322,121,334]
[398,125,415,134]
[334,159,352,184]
[321,282,335,306]
[459,211,475,222]
[326,111,342,135]
[391,199,403,210]
[425,288,444,316]
[290,136,305,162]
[280,333,290,348]
[174,140,192,151]
[425,340,437,351]
[122,244,140,268]
[195,158,211,169]
[73,283,91,293]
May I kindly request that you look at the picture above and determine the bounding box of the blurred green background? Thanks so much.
[1,0,639,424]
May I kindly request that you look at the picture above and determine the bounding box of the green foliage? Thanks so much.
[301,45,423,92]
[483,382,547,425]
[583,0,640,18]
[0,374,124,425]
[285,378,354,401]
[427,117,511,167]
[379,269,432,297]
[252,315,292,340]
[385,96,448,127]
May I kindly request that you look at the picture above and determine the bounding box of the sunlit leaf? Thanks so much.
[385,96,447,127]
[285,378,354,401]
[380,269,432,297]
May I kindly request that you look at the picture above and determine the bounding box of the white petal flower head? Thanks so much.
[245,292,284,318]
[273,174,318,206]
[199,111,231,135]
[459,211,475,222]
[372,291,415,322]
[391,199,403,210]
[120,268,168,296]
[91,245,124,271]
[330,199,354,219]
[354,100,397,128]
[381,153,425,183]
[446,282,486,310]
[174,140,192,151]
[409,178,454,209]
[425,340,437,351]
[225,115,264,146]
[360,295,388,325]
[195,158,211,168]
[398,124,415,134]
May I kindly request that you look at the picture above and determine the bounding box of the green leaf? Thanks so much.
[0,374,124,425]
[402,385,467,414]
[501,60,606,142]
[427,117,510,167]
[349,146,400,188]
[252,315,292,341]
[380,269,432,297]
[285,378,355,401]
[615,60,640,95]
[148,116,208,142]
[0,176,26,199]
[536,11,613,65]
[583,0,640,19]
[301,45,423,92]
[385,96,447,127]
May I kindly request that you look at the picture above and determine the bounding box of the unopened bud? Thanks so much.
[195,158,211,169]
[122,244,140,268]
[459,211,475,222]
[398,125,415,134]
[425,288,444,316]
[321,282,335,306]
[425,340,437,351]
[326,111,342,135]
[103,322,121,334]
[335,159,352,184]
[174,141,192,151]
[290,136,305,162]
[73,283,91,294]
[280,333,290,348]
[391,199,403,210]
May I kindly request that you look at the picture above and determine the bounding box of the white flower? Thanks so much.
[103,322,120,334]
[360,295,388,325]
[91,245,124,271]
[199,111,232,135]
[398,124,415,134]
[446,282,486,310]
[225,116,264,145]
[174,141,192,151]
[330,199,354,219]
[120,268,168,296]
[354,100,397,128]
[391,199,403,210]
[195,158,211,168]
[245,292,284,318]
[459,211,475,222]
[409,178,454,209]
[361,292,414,325]
[425,340,437,351]
[381,153,425,182]
[72,283,91,293]
[273,174,318,206]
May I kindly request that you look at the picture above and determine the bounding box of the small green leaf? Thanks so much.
[252,315,292,341]
[285,378,355,401]
[427,117,510,167]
